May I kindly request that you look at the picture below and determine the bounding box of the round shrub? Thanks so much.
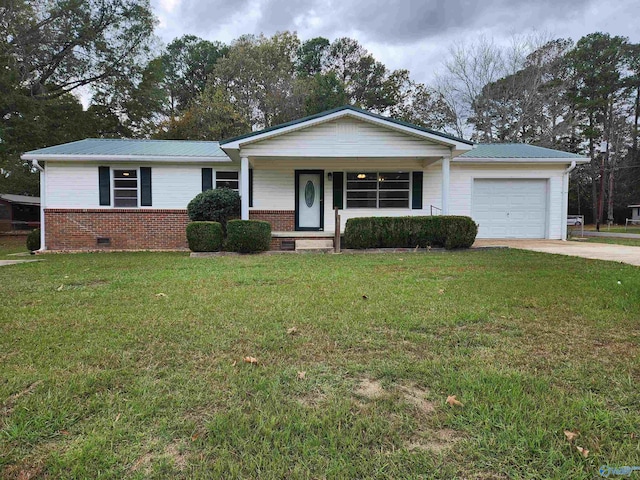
[186,222,224,252]
[26,228,41,252]
[187,189,241,231]
[225,220,271,253]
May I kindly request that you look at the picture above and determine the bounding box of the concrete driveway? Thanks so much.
[473,239,640,266]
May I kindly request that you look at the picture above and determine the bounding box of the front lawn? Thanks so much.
[0,235,28,257]
[1,250,639,479]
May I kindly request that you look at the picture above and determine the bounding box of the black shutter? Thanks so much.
[249,168,253,207]
[412,171,423,209]
[202,168,213,191]
[140,167,152,206]
[99,166,110,206]
[332,172,344,209]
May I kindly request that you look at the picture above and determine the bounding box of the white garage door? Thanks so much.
[472,179,548,239]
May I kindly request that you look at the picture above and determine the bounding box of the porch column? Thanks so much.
[441,152,451,215]
[240,156,249,220]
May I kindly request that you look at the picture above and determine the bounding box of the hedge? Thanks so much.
[186,222,224,252]
[343,216,478,250]
[225,220,271,253]
[26,228,41,252]
[187,188,241,232]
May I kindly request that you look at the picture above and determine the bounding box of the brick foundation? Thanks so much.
[249,210,295,231]
[44,209,190,251]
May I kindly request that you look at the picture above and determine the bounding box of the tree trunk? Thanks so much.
[607,167,615,224]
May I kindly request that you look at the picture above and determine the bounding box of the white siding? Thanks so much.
[45,162,239,209]
[241,117,451,158]
[46,163,102,208]
[250,159,441,231]
[449,164,566,239]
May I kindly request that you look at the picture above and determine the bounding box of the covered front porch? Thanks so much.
[240,157,452,236]
[219,106,473,242]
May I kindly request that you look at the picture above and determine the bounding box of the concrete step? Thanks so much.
[295,239,334,252]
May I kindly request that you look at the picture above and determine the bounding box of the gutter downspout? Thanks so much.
[31,160,46,252]
[561,160,577,241]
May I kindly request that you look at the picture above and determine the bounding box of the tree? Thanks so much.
[303,72,348,115]
[0,93,97,195]
[214,32,304,129]
[296,37,330,77]
[567,33,629,228]
[1,0,156,100]
[156,86,249,141]
[161,35,229,118]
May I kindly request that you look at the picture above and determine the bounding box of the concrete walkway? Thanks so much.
[0,259,41,267]
[473,239,640,266]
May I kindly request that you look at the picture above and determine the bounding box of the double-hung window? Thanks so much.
[216,171,239,191]
[346,172,410,208]
[113,169,138,207]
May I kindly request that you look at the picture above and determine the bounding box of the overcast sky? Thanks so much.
[150,0,640,85]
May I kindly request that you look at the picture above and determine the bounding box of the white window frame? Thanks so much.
[345,171,412,209]
[215,170,239,191]
[112,167,140,208]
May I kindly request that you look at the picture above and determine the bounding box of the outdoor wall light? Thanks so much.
[357,173,366,179]
[327,172,333,180]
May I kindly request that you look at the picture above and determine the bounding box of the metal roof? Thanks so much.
[23,138,228,159]
[459,143,585,159]
[0,194,40,205]
[220,105,474,146]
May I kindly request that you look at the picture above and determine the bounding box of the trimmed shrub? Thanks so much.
[225,220,271,253]
[344,216,477,250]
[186,222,224,252]
[26,228,41,252]
[187,188,241,231]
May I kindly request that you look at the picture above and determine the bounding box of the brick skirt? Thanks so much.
[44,209,190,251]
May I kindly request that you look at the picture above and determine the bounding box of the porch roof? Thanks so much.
[220,105,473,147]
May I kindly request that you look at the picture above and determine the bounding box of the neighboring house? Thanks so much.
[0,194,41,232]
[628,205,640,223]
[21,106,589,251]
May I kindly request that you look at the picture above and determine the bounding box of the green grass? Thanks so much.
[572,237,640,247]
[1,250,639,479]
[0,235,29,257]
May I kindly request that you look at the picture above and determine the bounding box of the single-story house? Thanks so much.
[21,106,588,251]
[0,193,41,232]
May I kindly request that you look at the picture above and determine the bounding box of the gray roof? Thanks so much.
[23,138,228,159]
[0,194,40,205]
[459,143,584,159]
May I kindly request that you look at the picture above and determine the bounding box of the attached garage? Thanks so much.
[452,144,589,240]
[472,179,548,239]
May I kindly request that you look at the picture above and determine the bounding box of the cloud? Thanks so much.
[150,0,640,84]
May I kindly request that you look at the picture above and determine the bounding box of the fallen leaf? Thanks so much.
[60,430,70,436]
[56,285,64,291]
[438,289,445,295]
[446,395,464,407]
[287,327,298,335]
[243,356,258,365]
[114,413,121,423]
[362,295,368,300]
[564,430,579,443]
[297,371,306,380]
[155,293,167,297]
[64,275,69,279]
[191,432,200,442]
[231,360,237,367]
[576,446,589,458]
